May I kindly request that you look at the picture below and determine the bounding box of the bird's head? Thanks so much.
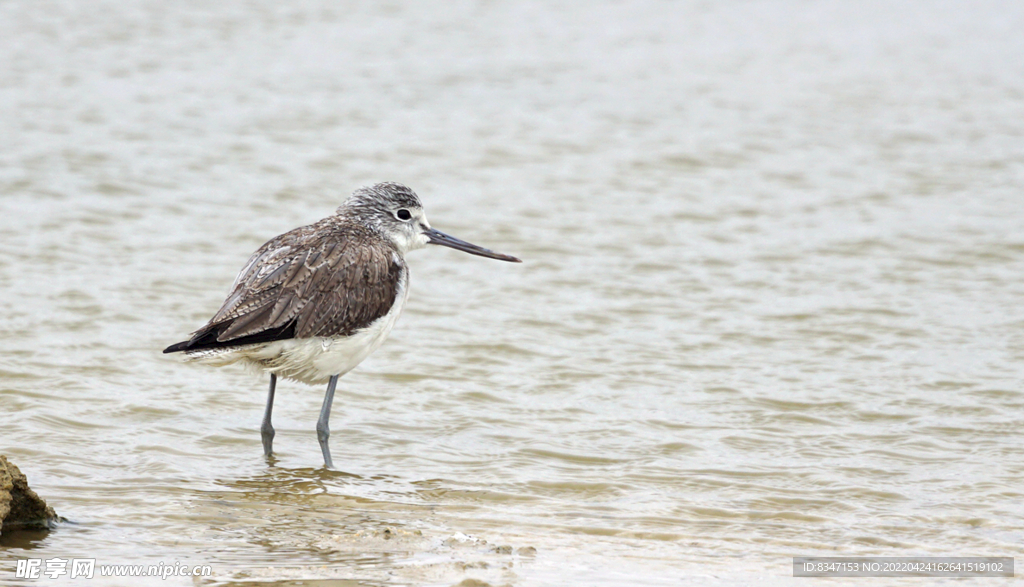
[339,182,521,262]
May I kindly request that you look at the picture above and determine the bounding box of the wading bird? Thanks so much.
[164,183,521,467]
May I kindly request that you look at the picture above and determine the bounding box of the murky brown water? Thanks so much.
[2,1,1024,585]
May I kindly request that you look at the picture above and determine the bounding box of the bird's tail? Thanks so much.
[163,341,191,354]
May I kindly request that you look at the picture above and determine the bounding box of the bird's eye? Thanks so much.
[396,209,412,221]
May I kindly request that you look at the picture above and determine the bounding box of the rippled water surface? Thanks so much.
[2,1,1024,585]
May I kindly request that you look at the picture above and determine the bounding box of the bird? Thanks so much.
[164,182,521,468]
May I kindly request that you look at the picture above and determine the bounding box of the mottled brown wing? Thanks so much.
[165,221,403,353]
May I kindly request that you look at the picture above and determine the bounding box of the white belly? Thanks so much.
[184,275,409,385]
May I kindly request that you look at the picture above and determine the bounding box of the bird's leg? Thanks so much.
[261,373,277,456]
[316,374,339,468]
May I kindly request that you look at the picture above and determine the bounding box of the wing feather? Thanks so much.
[166,220,403,353]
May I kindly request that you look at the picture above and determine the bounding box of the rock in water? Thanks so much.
[0,455,58,535]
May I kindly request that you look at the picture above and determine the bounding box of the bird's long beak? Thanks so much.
[423,228,522,262]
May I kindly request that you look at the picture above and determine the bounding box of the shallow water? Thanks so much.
[2,1,1024,585]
